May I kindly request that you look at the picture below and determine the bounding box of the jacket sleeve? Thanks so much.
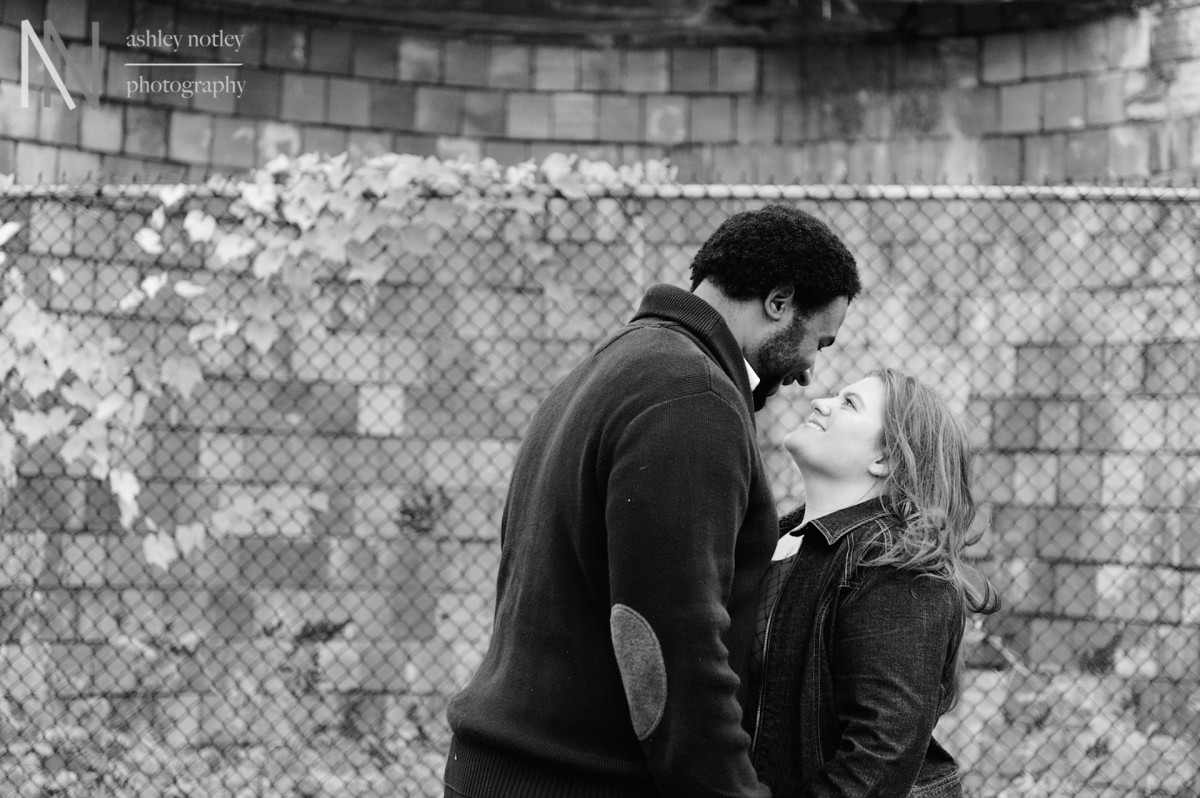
[803,571,959,798]
[604,389,771,798]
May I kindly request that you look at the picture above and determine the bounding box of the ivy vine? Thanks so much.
[0,152,678,570]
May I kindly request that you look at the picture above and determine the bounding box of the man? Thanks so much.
[445,204,862,798]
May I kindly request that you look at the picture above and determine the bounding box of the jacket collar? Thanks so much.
[631,284,753,415]
[795,497,893,545]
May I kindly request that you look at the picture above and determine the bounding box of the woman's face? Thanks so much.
[784,375,887,480]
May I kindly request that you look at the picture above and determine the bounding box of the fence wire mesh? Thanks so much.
[1,178,1199,798]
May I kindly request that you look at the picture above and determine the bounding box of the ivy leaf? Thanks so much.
[143,531,177,572]
[241,181,278,215]
[6,300,47,348]
[19,365,58,400]
[346,246,388,285]
[252,246,288,280]
[244,318,280,356]
[0,430,16,489]
[134,228,164,255]
[175,522,207,558]
[0,221,22,246]
[94,391,126,422]
[213,233,258,268]
[60,381,100,411]
[12,407,74,445]
[158,183,189,210]
[118,288,147,313]
[399,224,433,257]
[183,209,217,243]
[59,418,104,465]
[109,467,140,530]
[423,199,458,230]
[141,272,169,299]
[160,355,204,401]
[150,207,166,231]
[174,279,207,299]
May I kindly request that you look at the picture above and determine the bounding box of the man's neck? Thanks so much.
[691,282,754,354]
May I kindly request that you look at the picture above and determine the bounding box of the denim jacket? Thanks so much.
[750,499,974,798]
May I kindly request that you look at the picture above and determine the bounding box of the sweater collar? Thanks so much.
[782,497,893,545]
[632,284,753,413]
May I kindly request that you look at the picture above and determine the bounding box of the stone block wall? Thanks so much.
[2,0,1200,184]
[6,182,1200,729]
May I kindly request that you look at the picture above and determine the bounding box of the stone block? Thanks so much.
[552,92,597,141]
[186,65,236,114]
[235,67,282,118]
[507,92,551,139]
[1025,29,1069,79]
[399,36,441,83]
[37,99,79,146]
[761,48,801,95]
[167,111,213,164]
[624,48,669,93]
[1102,453,1146,508]
[671,47,711,93]
[358,384,407,437]
[353,32,397,79]
[211,117,256,169]
[735,96,779,144]
[999,82,1041,133]
[1067,128,1109,176]
[691,95,733,143]
[292,330,381,383]
[1065,19,1110,74]
[579,48,619,91]
[224,19,263,65]
[645,95,687,145]
[1057,453,1104,508]
[489,43,531,89]
[280,73,325,124]
[263,21,306,70]
[1053,563,1097,617]
[301,125,346,157]
[415,87,463,135]
[443,40,491,87]
[981,33,1023,84]
[1023,133,1067,183]
[1109,123,1151,177]
[361,641,409,691]
[979,136,1021,183]
[309,28,351,73]
[1041,77,1086,131]
[534,45,577,91]
[123,105,168,158]
[463,90,506,138]
[716,46,757,93]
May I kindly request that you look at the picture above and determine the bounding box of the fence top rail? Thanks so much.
[4,182,1200,203]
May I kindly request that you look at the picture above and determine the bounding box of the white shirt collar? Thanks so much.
[744,359,760,392]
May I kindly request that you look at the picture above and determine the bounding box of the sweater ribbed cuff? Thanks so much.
[444,734,659,798]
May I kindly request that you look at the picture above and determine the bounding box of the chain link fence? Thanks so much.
[1,176,1199,797]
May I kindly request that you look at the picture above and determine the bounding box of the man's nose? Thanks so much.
[796,367,813,387]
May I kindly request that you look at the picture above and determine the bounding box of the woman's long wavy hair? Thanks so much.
[855,367,998,707]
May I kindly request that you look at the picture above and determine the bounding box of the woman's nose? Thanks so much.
[811,397,832,414]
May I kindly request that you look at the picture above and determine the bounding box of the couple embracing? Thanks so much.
[443,205,999,798]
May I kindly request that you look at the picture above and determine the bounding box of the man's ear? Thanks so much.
[764,284,795,322]
[868,457,890,478]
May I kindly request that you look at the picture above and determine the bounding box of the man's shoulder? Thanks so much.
[597,321,741,397]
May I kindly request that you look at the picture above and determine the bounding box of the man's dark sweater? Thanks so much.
[446,285,776,798]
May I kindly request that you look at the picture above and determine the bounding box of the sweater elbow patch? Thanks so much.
[610,604,667,741]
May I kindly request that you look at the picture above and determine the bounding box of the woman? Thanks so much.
[749,367,998,797]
